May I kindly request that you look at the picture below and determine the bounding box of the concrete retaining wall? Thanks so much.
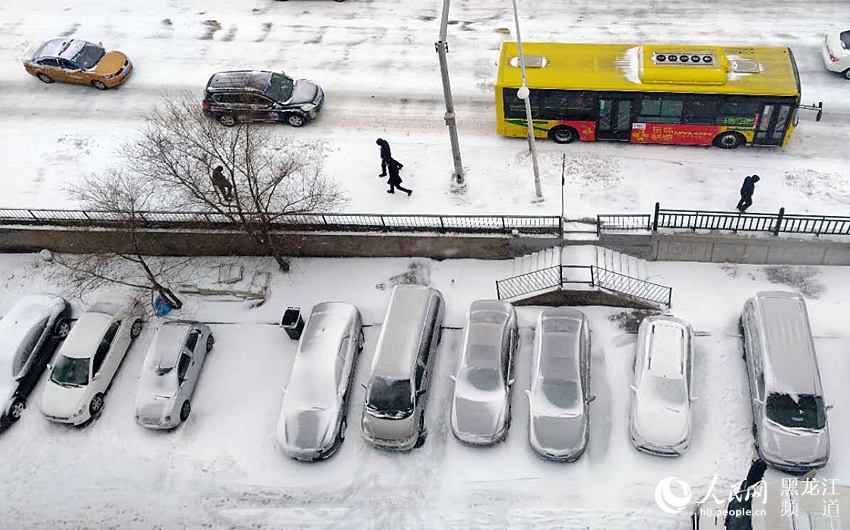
[0,226,561,260]
[599,231,850,265]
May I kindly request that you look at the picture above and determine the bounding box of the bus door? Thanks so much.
[752,103,792,146]
[596,98,633,141]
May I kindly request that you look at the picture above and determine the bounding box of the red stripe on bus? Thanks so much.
[630,123,722,146]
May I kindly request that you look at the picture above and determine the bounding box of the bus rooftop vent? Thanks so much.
[640,46,727,86]
[729,58,760,73]
[508,55,548,68]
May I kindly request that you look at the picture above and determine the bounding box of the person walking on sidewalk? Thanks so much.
[736,174,759,212]
[386,158,412,196]
[211,165,233,202]
[376,138,398,177]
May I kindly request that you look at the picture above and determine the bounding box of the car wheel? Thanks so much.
[91,80,108,91]
[89,393,105,416]
[339,416,347,441]
[714,131,744,149]
[54,319,71,339]
[286,113,306,127]
[358,330,365,352]
[179,400,191,422]
[36,73,53,84]
[9,398,26,421]
[206,334,215,352]
[549,125,578,144]
[218,114,237,127]
[130,319,143,339]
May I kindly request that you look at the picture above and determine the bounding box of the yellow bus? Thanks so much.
[495,42,801,148]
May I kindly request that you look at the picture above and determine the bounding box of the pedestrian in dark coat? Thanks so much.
[736,175,760,212]
[376,138,400,177]
[211,165,233,202]
[386,158,412,196]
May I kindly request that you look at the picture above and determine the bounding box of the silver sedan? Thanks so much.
[527,308,593,462]
[135,321,214,430]
[450,300,518,446]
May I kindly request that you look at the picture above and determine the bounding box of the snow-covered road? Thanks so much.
[1,254,850,528]
[2,1,850,216]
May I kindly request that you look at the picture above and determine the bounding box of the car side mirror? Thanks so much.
[523,389,531,398]
[826,404,834,412]
[587,395,596,403]
[754,398,765,406]
[360,382,367,391]
[690,395,699,402]
[508,378,516,386]
[629,384,638,392]
[416,389,426,397]
[449,374,457,383]
[46,363,53,371]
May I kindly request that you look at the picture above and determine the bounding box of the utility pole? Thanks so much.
[510,0,543,201]
[436,0,464,185]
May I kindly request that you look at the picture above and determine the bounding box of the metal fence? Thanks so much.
[0,208,562,236]
[495,265,672,308]
[597,203,850,238]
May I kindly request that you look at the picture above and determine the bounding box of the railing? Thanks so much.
[496,264,672,307]
[597,203,850,238]
[0,208,562,236]
[596,214,652,236]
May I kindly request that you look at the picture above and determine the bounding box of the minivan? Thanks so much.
[740,291,829,474]
[361,285,445,451]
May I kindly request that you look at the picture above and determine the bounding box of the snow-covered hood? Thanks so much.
[288,80,319,105]
[135,393,178,427]
[276,406,336,457]
[452,392,506,441]
[760,420,829,468]
[632,391,690,449]
[529,410,586,456]
[39,381,86,419]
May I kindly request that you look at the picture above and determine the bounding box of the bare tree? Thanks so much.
[122,92,345,271]
[53,170,187,309]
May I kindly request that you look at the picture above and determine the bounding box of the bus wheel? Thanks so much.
[714,132,744,149]
[549,126,578,144]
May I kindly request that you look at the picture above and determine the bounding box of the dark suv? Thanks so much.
[202,70,324,127]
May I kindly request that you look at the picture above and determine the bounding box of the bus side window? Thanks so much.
[717,98,759,126]
[683,98,719,124]
[539,90,595,121]
[638,99,683,124]
[502,88,541,119]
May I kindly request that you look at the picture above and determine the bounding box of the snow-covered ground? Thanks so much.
[1,253,849,529]
[2,1,850,216]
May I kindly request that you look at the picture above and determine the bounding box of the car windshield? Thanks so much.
[646,375,687,405]
[72,43,105,70]
[366,377,413,418]
[541,379,580,410]
[50,355,89,387]
[765,393,826,430]
[266,73,294,102]
[464,367,501,391]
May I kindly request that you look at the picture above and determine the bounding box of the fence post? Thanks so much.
[774,207,784,236]
[652,202,660,232]
[590,265,596,287]
[439,216,446,233]
[495,281,501,300]
[28,209,38,221]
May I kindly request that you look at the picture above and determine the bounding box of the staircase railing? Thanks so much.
[495,264,672,307]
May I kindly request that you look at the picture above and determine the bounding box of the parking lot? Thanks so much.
[0,255,848,528]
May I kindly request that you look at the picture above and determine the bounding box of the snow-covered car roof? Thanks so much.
[372,285,442,378]
[35,38,87,60]
[0,295,63,372]
[148,322,191,372]
[538,308,585,383]
[643,318,689,379]
[752,291,820,394]
[208,70,273,92]
[59,311,113,358]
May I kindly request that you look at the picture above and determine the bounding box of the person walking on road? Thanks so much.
[736,174,759,212]
[386,158,412,196]
[376,138,401,177]
[211,165,233,202]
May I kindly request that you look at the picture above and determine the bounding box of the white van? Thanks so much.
[361,285,444,451]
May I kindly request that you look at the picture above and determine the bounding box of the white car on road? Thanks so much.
[40,297,144,425]
[135,321,214,430]
[629,315,694,457]
[822,30,850,79]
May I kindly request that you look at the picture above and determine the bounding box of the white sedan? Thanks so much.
[822,30,850,79]
[40,297,143,426]
[629,316,695,457]
[135,321,214,430]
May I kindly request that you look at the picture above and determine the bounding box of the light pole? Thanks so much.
[436,0,464,185]
[510,0,543,201]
